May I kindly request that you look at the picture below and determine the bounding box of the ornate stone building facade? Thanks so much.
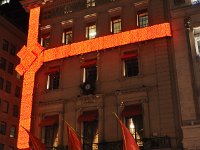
[16,0,200,149]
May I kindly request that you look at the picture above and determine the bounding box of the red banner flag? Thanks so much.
[65,121,82,150]
[22,127,47,150]
[114,114,140,150]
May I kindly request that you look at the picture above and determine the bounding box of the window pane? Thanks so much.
[85,66,97,82]
[41,33,50,48]
[86,0,95,7]
[0,57,7,71]
[9,126,16,138]
[137,10,148,28]
[0,121,7,135]
[2,39,9,51]
[47,72,60,90]
[10,45,16,56]
[62,29,72,44]
[2,100,9,113]
[0,77,4,90]
[86,24,96,39]
[5,81,11,93]
[15,86,21,98]
[111,18,121,34]
[124,57,139,77]
[7,62,14,75]
[13,105,19,118]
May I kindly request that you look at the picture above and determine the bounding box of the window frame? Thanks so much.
[46,71,60,90]
[2,39,9,51]
[2,100,9,113]
[7,62,14,75]
[137,9,149,28]
[0,121,7,135]
[0,57,7,71]
[62,28,73,45]
[9,125,16,138]
[40,33,51,48]
[110,17,122,34]
[86,0,95,8]
[0,76,4,90]
[86,23,96,40]
[13,105,19,118]
[5,80,11,93]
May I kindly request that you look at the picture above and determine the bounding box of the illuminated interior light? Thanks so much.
[16,5,172,149]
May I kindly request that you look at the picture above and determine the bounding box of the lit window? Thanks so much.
[86,0,95,7]
[62,28,72,45]
[0,77,4,90]
[5,80,11,93]
[2,100,9,113]
[122,104,143,146]
[110,17,122,34]
[0,121,7,135]
[2,39,9,51]
[7,62,14,75]
[40,33,51,48]
[9,126,16,138]
[13,105,19,118]
[46,71,60,90]
[122,52,139,77]
[0,0,10,5]
[194,27,200,56]
[86,23,96,39]
[0,57,7,71]
[191,0,200,5]
[137,9,148,28]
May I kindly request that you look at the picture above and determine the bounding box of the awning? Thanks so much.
[122,104,142,117]
[78,110,98,122]
[39,115,59,126]
[80,60,97,68]
[121,53,138,60]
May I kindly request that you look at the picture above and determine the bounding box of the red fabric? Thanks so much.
[115,115,140,150]
[65,122,82,150]
[39,115,58,126]
[78,110,98,122]
[23,127,47,150]
[80,60,96,68]
[121,53,138,60]
[122,105,142,117]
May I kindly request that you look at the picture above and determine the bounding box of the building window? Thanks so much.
[0,0,10,5]
[7,62,14,75]
[86,23,96,39]
[174,0,185,5]
[5,81,11,93]
[15,86,21,98]
[2,100,9,113]
[9,126,16,138]
[110,17,122,34]
[194,27,200,56]
[122,52,139,77]
[191,0,200,5]
[122,104,143,146]
[0,143,4,150]
[46,71,60,90]
[0,121,7,135]
[40,33,51,48]
[137,9,148,28]
[86,0,95,7]
[10,45,16,56]
[0,77,3,90]
[2,39,9,51]
[62,28,72,45]
[13,105,19,118]
[0,57,7,71]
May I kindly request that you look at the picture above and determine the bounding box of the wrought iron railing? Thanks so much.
[47,137,171,150]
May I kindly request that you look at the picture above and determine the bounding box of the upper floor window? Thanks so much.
[46,71,60,90]
[2,100,9,113]
[40,33,51,48]
[122,51,139,77]
[0,121,7,135]
[9,126,16,138]
[62,28,73,45]
[2,39,9,51]
[7,62,14,75]
[15,86,21,98]
[82,59,97,83]
[13,105,19,118]
[5,80,11,93]
[86,23,96,39]
[0,57,7,71]
[110,17,122,34]
[86,0,95,7]
[10,44,16,56]
[0,76,3,90]
[194,27,200,56]
[0,0,10,5]
[191,0,200,5]
[137,9,148,28]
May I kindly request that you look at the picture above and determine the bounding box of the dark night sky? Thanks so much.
[0,0,29,33]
